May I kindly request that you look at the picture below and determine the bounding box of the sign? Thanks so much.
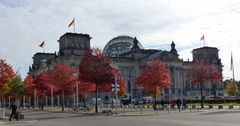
[112,84,119,92]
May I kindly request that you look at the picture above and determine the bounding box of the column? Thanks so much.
[76,82,79,106]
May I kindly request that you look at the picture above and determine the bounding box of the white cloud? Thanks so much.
[1,0,240,80]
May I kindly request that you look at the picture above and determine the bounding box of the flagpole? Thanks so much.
[74,18,75,33]
[74,24,75,33]
[43,45,45,53]
[203,35,205,47]
[204,39,205,47]
[231,52,236,97]
[232,53,236,97]
[200,35,205,47]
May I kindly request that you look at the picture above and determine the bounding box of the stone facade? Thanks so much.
[29,33,224,103]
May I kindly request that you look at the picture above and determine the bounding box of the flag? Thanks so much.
[68,18,75,28]
[39,41,45,48]
[230,52,233,71]
[200,35,205,41]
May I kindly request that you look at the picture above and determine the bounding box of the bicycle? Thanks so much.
[74,105,91,112]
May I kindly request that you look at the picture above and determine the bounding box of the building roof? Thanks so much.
[103,35,144,57]
[59,32,91,41]
[192,46,218,52]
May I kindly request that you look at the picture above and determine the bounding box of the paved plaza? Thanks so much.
[1,108,240,126]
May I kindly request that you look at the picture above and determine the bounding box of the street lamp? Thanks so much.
[138,86,143,115]
[110,63,119,115]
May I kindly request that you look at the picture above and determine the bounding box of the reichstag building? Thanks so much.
[29,32,224,103]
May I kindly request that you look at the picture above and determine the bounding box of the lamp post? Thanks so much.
[51,86,53,109]
[76,82,79,106]
[34,89,36,109]
[17,67,21,108]
[138,86,143,115]
[110,63,119,115]
[114,74,118,115]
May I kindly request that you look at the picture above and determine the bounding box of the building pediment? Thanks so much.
[148,51,182,62]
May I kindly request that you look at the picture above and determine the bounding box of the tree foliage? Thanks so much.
[0,59,15,96]
[23,74,35,97]
[79,48,115,86]
[49,64,77,95]
[186,60,222,84]
[79,48,116,113]
[9,74,26,98]
[136,60,171,109]
[225,80,239,96]
[48,64,77,111]
[136,60,171,95]
[117,79,127,97]
[186,60,222,108]
[33,72,51,98]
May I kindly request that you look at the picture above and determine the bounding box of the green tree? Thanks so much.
[9,75,26,106]
[225,80,239,96]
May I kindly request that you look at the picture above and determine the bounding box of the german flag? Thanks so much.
[68,18,75,28]
[39,41,45,48]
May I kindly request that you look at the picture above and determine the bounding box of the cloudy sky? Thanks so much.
[0,0,240,80]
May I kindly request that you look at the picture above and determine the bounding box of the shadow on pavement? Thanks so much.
[199,110,240,115]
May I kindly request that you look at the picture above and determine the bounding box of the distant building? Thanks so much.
[29,32,224,103]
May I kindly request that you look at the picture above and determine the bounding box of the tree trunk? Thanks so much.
[95,84,99,113]
[0,95,2,108]
[41,98,44,110]
[200,83,204,108]
[62,90,65,111]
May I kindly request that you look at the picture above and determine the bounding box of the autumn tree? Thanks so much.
[23,74,35,107]
[186,60,222,108]
[0,59,16,100]
[116,79,127,98]
[78,81,95,103]
[33,72,51,110]
[48,64,77,111]
[225,79,239,96]
[9,74,26,107]
[79,48,116,113]
[23,74,35,98]
[136,60,171,110]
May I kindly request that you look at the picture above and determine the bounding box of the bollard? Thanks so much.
[0,108,5,119]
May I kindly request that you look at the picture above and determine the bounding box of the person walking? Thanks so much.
[160,99,165,110]
[182,99,187,110]
[176,98,181,112]
[9,102,18,121]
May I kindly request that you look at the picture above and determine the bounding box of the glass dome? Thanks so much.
[103,35,144,57]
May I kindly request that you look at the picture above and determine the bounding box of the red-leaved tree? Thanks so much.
[23,74,34,98]
[0,59,15,104]
[136,60,171,110]
[0,59,15,85]
[186,60,222,108]
[23,74,35,107]
[33,72,51,109]
[79,48,116,113]
[78,81,95,103]
[48,64,77,111]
